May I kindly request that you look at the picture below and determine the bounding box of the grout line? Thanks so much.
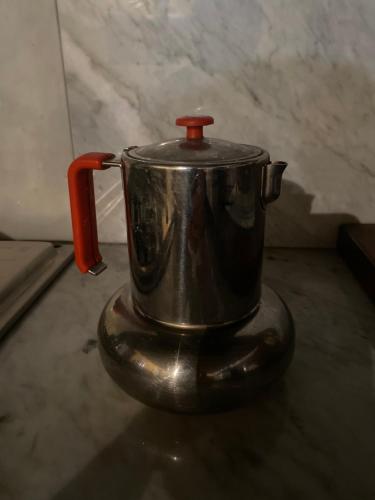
[54,0,75,159]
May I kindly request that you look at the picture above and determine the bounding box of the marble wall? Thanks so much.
[1,0,73,241]
[57,0,375,247]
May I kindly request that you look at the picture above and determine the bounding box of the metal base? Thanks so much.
[98,284,295,413]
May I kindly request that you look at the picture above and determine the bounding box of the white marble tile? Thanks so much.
[58,0,375,246]
[0,0,73,241]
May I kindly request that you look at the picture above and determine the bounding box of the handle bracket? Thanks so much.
[88,261,107,276]
[102,156,122,168]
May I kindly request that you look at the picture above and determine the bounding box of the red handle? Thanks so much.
[176,115,214,140]
[68,152,115,274]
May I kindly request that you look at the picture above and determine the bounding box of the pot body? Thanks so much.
[122,154,269,328]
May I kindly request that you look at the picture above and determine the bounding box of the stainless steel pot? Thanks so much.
[68,115,287,329]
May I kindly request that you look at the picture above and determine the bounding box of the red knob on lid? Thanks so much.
[176,115,214,140]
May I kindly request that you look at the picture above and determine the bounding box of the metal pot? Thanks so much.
[68,115,287,329]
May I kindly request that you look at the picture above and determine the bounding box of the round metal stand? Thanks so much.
[98,284,295,413]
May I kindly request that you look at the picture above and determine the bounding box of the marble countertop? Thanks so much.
[0,246,374,500]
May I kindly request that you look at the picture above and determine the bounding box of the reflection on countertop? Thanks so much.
[0,245,374,500]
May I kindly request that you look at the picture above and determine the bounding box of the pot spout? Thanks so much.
[261,161,288,205]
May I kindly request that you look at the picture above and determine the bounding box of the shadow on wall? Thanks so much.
[0,232,12,241]
[265,180,358,248]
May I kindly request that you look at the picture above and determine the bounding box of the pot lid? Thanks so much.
[126,115,268,166]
